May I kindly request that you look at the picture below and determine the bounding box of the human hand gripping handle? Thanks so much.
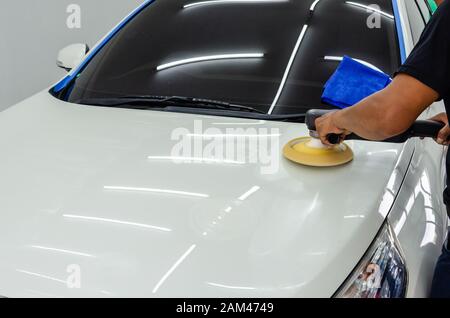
[306,109,360,145]
[428,112,450,146]
[306,109,448,145]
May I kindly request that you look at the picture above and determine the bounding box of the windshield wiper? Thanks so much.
[164,106,307,122]
[76,95,307,123]
[77,95,266,114]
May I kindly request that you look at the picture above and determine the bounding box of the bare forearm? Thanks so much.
[333,93,401,140]
[331,75,438,141]
[315,74,439,146]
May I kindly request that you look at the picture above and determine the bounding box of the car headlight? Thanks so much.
[334,222,408,298]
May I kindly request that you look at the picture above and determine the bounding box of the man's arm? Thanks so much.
[315,74,444,145]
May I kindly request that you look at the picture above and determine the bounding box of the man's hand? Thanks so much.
[429,112,450,145]
[315,110,351,146]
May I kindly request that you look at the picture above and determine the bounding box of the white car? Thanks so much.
[0,0,447,298]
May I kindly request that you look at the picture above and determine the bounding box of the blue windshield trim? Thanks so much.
[53,0,156,93]
[392,0,407,63]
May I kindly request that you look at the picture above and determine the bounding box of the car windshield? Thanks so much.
[54,0,400,116]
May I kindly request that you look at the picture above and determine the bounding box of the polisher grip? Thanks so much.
[305,109,446,144]
[385,120,445,143]
[305,109,365,144]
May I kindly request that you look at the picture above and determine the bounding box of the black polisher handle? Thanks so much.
[306,109,445,145]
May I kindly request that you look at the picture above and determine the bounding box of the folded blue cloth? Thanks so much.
[321,56,392,109]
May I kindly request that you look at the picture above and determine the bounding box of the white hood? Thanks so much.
[0,92,407,297]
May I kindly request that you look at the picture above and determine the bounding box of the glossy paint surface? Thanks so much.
[387,104,448,297]
[0,92,408,297]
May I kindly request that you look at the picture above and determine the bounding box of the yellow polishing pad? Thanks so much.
[283,137,354,167]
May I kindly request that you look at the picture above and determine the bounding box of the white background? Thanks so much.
[0,0,142,111]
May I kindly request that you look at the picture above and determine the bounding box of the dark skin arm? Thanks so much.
[315,74,450,146]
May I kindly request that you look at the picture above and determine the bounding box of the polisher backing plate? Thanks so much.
[283,137,354,167]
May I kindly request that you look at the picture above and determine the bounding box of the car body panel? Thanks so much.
[0,92,408,297]
[387,103,448,297]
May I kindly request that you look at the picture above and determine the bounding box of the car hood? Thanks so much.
[0,92,409,297]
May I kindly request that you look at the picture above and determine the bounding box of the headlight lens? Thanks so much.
[335,222,407,298]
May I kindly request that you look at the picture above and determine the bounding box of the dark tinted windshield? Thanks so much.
[55,0,400,115]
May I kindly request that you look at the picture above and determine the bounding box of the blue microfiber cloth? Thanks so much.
[322,56,392,109]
